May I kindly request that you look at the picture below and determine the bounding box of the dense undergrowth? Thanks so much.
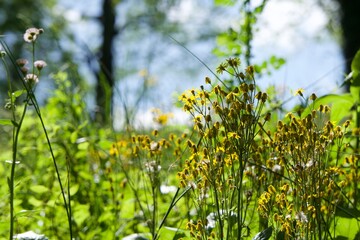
[0,28,360,240]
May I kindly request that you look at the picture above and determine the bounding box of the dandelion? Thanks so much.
[294,88,304,97]
[34,60,47,71]
[216,62,227,74]
[227,57,240,67]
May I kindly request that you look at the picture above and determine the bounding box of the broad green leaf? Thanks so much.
[159,226,187,239]
[351,49,360,86]
[12,89,25,98]
[332,217,359,239]
[0,119,13,125]
[30,185,49,194]
[73,204,90,226]
[350,49,360,104]
[78,141,89,150]
[28,196,43,207]
[69,184,79,196]
[301,93,354,124]
[350,85,360,107]
[351,49,360,72]
[70,131,78,144]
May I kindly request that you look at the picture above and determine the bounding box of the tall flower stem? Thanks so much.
[9,98,29,240]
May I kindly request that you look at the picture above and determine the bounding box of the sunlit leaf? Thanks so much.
[28,196,43,207]
[69,184,79,196]
[73,204,90,226]
[332,217,359,239]
[302,94,354,124]
[350,49,360,102]
[30,185,49,194]
[0,119,13,125]
[214,0,236,6]
[12,89,25,98]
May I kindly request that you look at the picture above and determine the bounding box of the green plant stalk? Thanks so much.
[214,182,224,239]
[66,156,73,239]
[2,55,31,240]
[9,99,28,240]
[154,186,159,239]
[1,55,25,240]
[154,186,192,240]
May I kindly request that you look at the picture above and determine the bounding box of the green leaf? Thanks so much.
[28,196,43,207]
[12,89,25,98]
[302,94,354,124]
[332,217,360,239]
[351,49,360,73]
[30,185,49,194]
[70,131,78,144]
[73,204,90,226]
[69,184,80,196]
[269,56,286,69]
[351,49,360,87]
[214,0,236,6]
[78,141,89,150]
[0,119,13,126]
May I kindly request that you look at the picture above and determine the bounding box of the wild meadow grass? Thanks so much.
[0,28,359,240]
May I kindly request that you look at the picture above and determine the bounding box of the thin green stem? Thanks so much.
[9,98,29,240]
[30,41,72,239]
[154,186,192,240]
[2,54,28,240]
[33,104,72,238]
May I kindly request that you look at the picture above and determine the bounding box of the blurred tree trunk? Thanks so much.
[336,0,360,89]
[96,0,117,124]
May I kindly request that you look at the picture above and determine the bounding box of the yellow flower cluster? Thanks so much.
[256,103,351,238]
[177,58,271,239]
